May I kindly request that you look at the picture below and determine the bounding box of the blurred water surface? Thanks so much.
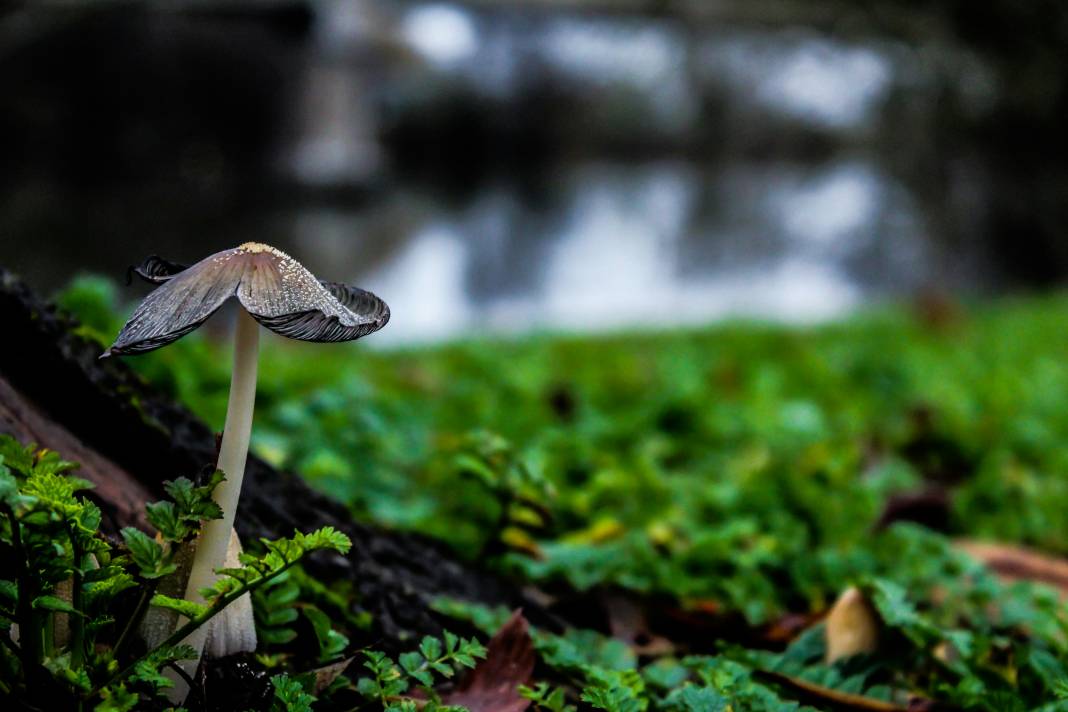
[2,1,1062,343]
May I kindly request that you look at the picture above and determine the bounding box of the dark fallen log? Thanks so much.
[0,267,537,650]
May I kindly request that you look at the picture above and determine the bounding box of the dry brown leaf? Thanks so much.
[762,612,821,645]
[757,670,948,712]
[825,586,880,663]
[311,656,354,695]
[603,591,675,656]
[442,609,535,712]
[659,598,821,649]
[955,539,1068,595]
[681,599,722,616]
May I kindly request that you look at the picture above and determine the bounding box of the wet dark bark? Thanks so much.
[0,267,537,650]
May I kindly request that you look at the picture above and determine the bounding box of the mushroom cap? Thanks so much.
[103,243,389,357]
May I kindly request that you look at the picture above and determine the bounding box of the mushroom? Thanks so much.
[104,242,388,692]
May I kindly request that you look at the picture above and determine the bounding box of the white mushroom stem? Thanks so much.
[168,308,260,701]
[203,529,258,658]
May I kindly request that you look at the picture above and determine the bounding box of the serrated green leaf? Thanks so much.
[44,653,92,691]
[270,673,316,712]
[146,501,190,542]
[420,635,442,661]
[94,684,139,712]
[128,645,196,693]
[122,527,176,579]
[0,466,18,504]
[304,605,349,662]
[0,435,36,475]
[259,627,299,645]
[150,593,207,620]
[33,594,82,615]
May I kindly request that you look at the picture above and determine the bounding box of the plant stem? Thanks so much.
[68,533,85,669]
[168,308,260,701]
[164,660,204,710]
[90,557,301,699]
[0,630,21,658]
[42,612,54,659]
[112,584,155,661]
[3,505,41,692]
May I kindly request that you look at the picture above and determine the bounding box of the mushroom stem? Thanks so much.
[168,308,260,700]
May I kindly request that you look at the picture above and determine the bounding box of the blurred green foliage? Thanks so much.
[756,567,1068,708]
[441,533,1068,712]
[57,277,1068,626]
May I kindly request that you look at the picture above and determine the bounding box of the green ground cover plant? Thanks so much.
[0,436,352,710]
[50,277,1068,709]
[0,433,488,711]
